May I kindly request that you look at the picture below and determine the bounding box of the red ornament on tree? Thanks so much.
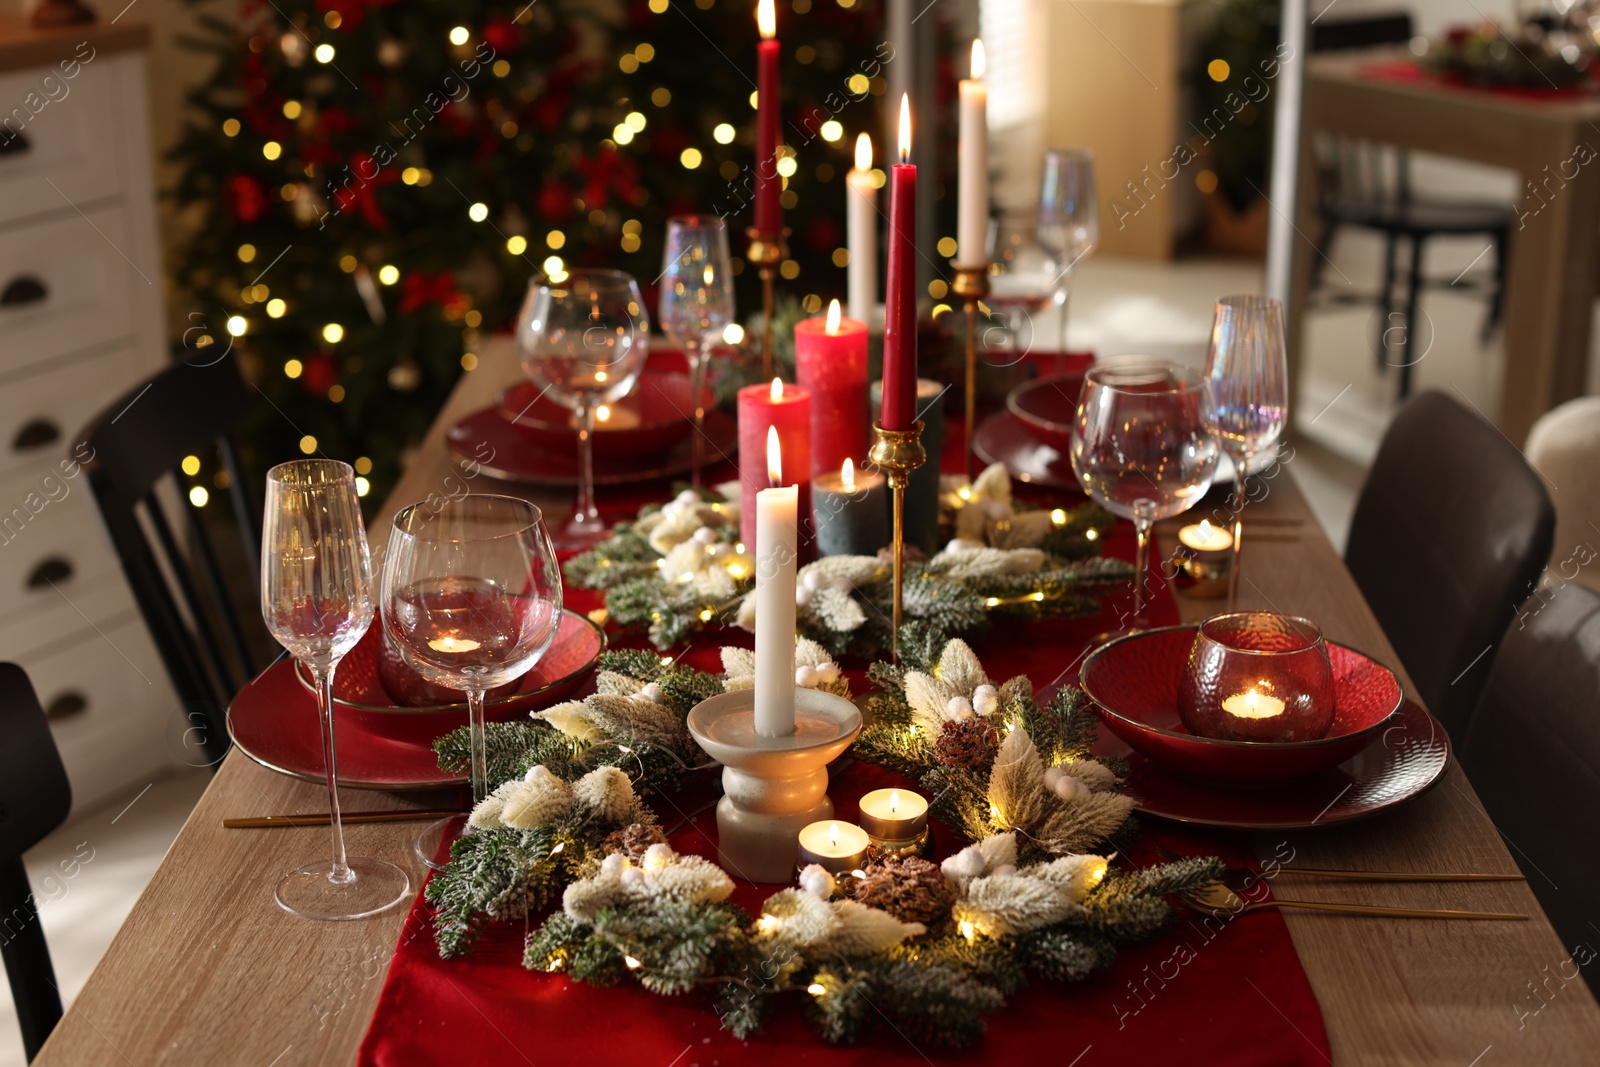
[301,352,340,396]
[226,175,268,223]
[482,18,522,55]
[537,181,573,222]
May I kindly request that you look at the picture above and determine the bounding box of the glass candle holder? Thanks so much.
[857,788,930,860]
[1178,612,1335,743]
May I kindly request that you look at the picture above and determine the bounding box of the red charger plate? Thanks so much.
[447,406,738,486]
[1081,625,1405,784]
[495,371,714,459]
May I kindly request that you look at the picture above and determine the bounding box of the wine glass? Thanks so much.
[380,495,564,869]
[1037,148,1099,352]
[1070,358,1220,632]
[1202,295,1289,608]
[985,213,1058,362]
[516,269,650,547]
[658,215,736,487]
[261,459,410,920]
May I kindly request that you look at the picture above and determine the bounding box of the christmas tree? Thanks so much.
[169,0,951,505]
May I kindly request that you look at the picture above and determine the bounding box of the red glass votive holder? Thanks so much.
[1177,612,1336,743]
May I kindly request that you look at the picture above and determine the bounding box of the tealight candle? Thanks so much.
[811,457,888,557]
[1222,686,1286,721]
[857,788,930,858]
[796,819,871,874]
[1172,519,1233,599]
[427,633,482,653]
[1178,519,1233,554]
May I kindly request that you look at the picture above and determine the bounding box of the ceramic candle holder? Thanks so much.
[1178,612,1336,744]
[687,687,863,883]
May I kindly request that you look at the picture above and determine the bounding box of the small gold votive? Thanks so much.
[1172,520,1233,599]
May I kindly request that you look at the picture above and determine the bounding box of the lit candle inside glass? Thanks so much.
[427,633,482,653]
[1221,686,1286,720]
[1178,519,1234,554]
[857,787,928,844]
[796,819,871,874]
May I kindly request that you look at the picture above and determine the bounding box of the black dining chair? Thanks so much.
[1461,582,1600,992]
[0,663,72,1061]
[81,352,263,769]
[1309,13,1512,399]
[1344,391,1554,745]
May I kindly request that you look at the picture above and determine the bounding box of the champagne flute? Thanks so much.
[516,269,650,547]
[1202,295,1289,608]
[261,459,410,920]
[381,495,564,869]
[1070,358,1220,633]
[1037,148,1099,352]
[658,215,736,487]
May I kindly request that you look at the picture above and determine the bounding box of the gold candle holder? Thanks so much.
[868,420,926,660]
[746,227,787,382]
[949,261,992,484]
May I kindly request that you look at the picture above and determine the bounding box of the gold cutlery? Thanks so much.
[1180,881,1527,922]
[1156,846,1525,883]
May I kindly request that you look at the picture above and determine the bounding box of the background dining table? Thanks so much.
[29,336,1600,1065]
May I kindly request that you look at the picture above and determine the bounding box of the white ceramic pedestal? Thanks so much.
[687,687,863,883]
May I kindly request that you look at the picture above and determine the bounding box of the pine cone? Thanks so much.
[934,718,999,770]
[849,857,956,926]
[600,822,667,860]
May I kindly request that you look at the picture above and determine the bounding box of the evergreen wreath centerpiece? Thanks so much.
[424,628,1221,1048]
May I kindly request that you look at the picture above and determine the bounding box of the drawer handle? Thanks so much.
[44,691,87,722]
[0,276,46,307]
[26,557,73,589]
[12,418,60,452]
[0,131,30,158]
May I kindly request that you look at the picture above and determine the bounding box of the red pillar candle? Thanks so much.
[755,0,782,235]
[880,93,918,431]
[738,377,811,550]
[794,298,869,478]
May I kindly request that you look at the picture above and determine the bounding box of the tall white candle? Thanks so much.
[956,39,989,265]
[846,133,878,326]
[754,425,798,737]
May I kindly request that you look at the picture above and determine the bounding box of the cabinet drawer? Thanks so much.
[0,56,121,229]
[0,343,143,479]
[0,461,120,625]
[22,613,175,813]
[0,209,141,374]
[0,574,135,664]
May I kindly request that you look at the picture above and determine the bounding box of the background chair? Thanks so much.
[1345,391,1554,744]
[81,353,263,769]
[1525,397,1600,595]
[0,663,72,1061]
[1309,13,1511,399]
[1461,582,1600,991]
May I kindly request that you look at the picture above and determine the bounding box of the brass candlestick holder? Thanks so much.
[746,227,787,382]
[950,262,992,483]
[868,419,926,661]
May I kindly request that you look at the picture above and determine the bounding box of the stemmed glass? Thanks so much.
[1037,148,1099,352]
[516,269,650,547]
[1202,295,1289,607]
[381,495,564,869]
[985,213,1057,360]
[658,215,736,487]
[261,459,410,920]
[1070,358,1220,633]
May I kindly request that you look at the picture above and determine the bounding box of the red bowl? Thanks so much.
[1079,625,1404,785]
[496,371,712,458]
[1005,372,1086,451]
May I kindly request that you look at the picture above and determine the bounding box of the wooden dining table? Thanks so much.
[32,337,1600,1065]
[1290,49,1600,444]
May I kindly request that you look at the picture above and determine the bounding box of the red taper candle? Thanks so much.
[794,298,870,477]
[755,0,782,235]
[880,94,917,431]
[737,377,811,550]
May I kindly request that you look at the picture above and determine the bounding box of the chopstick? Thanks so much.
[223,809,459,829]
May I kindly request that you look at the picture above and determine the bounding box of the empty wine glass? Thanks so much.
[261,459,410,920]
[1038,148,1099,352]
[659,215,736,487]
[985,213,1058,362]
[1202,295,1289,608]
[1071,358,1220,632]
[517,269,650,547]
[381,495,564,869]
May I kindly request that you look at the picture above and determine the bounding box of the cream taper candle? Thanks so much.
[956,39,989,265]
[754,425,798,737]
[846,133,878,325]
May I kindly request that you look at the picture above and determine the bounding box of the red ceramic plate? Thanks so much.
[1080,625,1405,784]
[228,661,465,790]
[495,371,714,459]
[446,406,738,486]
[974,410,1080,489]
[1092,698,1450,830]
[292,609,605,745]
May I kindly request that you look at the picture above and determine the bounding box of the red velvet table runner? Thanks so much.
[357,506,1332,1065]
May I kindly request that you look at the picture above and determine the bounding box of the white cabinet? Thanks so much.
[0,19,180,814]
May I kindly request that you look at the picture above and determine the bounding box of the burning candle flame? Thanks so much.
[889,789,900,814]
[596,404,611,422]
[841,457,855,492]
[828,821,839,849]
[854,132,872,172]
[766,424,782,486]
[897,93,911,163]
[825,298,841,335]
[970,38,985,80]
[770,376,783,401]
[756,0,776,39]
